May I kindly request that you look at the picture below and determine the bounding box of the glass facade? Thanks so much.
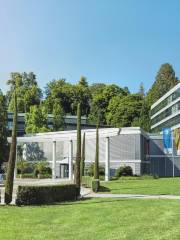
[151,87,180,116]
[152,115,180,133]
[151,101,180,126]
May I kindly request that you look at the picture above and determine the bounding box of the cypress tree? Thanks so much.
[75,103,81,196]
[94,122,99,179]
[80,132,85,179]
[5,90,17,204]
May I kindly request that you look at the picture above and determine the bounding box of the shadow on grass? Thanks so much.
[98,186,111,192]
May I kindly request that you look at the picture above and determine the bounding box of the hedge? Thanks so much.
[16,184,77,205]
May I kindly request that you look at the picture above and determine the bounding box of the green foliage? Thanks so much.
[16,184,77,205]
[75,103,81,195]
[16,160,29,174]
[106,94,143,127]
[0,90,8,167]
[92,179,100,192]
[25,105,50,133]
[34,161,49,175]
[88,84,128,124]
[147,63,179,105]
[7,72,42,112]
[115,166,133,178]
[53,99,65,131]
[85,163,105,177]
[94,123,99,179]
[5,87,17,204]
[139,100,151,132]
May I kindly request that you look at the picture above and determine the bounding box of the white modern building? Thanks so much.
[151,82,180,133]
[12,127,149,181]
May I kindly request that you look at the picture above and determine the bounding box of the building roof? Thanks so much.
[8,127,148,143]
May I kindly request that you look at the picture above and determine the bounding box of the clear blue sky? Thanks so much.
[1,0,180,93]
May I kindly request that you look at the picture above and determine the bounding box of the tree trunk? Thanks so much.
[75,103,81,196]
[5,91,17,204]
[80,132,85,180]
[94,123,99,179]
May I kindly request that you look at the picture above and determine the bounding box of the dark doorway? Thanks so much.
[60,164,69,178]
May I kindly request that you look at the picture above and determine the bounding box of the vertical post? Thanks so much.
[52,141,56,179]
[14,144,17,180]
[172,130,175,178]
[69,140,73,181]
[105,137,110,181]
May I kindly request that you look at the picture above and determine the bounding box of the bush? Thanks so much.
[85,163,105,177]
[115,166,133,178]
[81,176,93,188]
[16,184,77,205]
[92,179,100,192]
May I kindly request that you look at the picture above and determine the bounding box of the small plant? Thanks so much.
[16,161,29,177]
[34,161,49,179]
[115,166,133,178]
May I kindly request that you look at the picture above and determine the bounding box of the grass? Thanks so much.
[100,177,180,195]
[1,198,180,239]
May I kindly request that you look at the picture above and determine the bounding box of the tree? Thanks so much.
[75,103,81,196]
[139,82,145,97]
[94,122,99,179]
[106,94,143,127]
[88,84,128,124]
[0,90,8,168]
[44,79,73,114]
[5,87,17,204]
[71,76,91,116]
[147,63,179,105]
[25,105,50,133]
[7,72,42,113]
[139,100,151,132]
[80,132,85,179]
[53,100,65,131]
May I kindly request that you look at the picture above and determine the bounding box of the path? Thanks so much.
[81,188,180,200]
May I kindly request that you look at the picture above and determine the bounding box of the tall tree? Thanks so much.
[7,72,42,112]
[94,122,99,179]
[147,63,179,105]
[88,84,128,124]
[139,82,145,97]
[80,132,85,179]
[53,100,65,131]
[139,100,151,132]
[5,87,17,204]
[75,103,81,196]
[25,105,50,133]
[106,94,143,127]
[0,90,8,168]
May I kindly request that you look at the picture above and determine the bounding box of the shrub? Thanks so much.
[16,184,77,205]
[115,166,133,178]
[86,163,105,177]
[92,179,100,192]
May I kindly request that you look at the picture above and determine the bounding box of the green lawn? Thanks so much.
[1,198,180,240]
[100,177,180,195]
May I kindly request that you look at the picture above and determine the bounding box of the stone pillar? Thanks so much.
[52,141,56,179]
[105,137,110,181]
[69,140,73,181]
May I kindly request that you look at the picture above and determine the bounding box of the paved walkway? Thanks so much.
[81,188,180,200]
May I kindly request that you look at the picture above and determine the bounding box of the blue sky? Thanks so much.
[1,0,180,93]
